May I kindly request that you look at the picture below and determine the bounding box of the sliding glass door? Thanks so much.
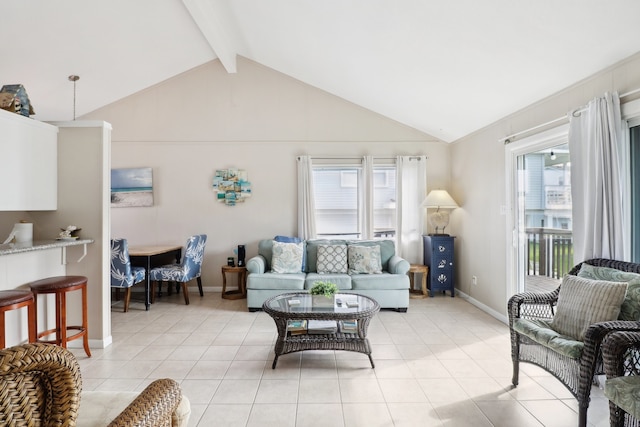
[506,125,572,297]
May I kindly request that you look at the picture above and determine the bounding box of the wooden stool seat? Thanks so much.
[29,275,91,357]
[0,290,36,349]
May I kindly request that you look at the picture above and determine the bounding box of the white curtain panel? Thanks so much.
[296,156,316,240]
[568,92,626,262]
[396,156,427,263]
[362,156,374,240]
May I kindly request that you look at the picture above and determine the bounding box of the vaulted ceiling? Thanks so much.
[4,1,640,142]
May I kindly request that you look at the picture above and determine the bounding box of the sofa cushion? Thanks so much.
[348,244,382,274]
[605,376,640,419]
[305,273,352,290]
[351,272,408,290]
[271,240,304,273]
[306,239,350,273]
[348,240,395,270]
[274,235,306,271]
[551,275,628,341]
[248,272,306,290]
[317,244,348,274]
[306,239,396,273]
[578,263,640,321]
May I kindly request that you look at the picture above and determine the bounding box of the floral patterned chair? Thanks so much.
[603,330,640,427]
[110,238,146,312]
[149,234,207,305]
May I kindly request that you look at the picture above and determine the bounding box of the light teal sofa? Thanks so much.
[246,239,410,312]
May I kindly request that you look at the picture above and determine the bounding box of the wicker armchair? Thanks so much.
[602,331,640,427]
[509,258,640,427]
[0,343,185,427]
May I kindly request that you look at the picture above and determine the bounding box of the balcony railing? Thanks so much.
[526,227,573,279]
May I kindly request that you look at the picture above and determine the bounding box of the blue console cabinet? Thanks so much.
[423,235,455,297]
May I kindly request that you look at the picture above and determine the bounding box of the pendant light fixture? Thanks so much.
[68,75,79,120]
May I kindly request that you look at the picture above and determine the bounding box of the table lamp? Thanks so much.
[421,190,458,235]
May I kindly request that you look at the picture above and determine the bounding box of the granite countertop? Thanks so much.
[0,239,94,256]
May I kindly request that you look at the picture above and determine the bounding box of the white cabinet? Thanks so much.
[0,109,58,210]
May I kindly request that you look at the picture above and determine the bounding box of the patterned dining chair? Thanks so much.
[110,238,146,312]
[149,234,207,305]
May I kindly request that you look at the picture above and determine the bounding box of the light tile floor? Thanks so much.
[72,292,611,426]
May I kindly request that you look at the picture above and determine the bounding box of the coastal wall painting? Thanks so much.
[212,168,252,206]
[111,167,154,208]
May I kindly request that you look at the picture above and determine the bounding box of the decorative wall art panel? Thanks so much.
[111,167,154,208]
[213,168,252,206]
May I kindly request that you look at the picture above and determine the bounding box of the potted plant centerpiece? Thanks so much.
[309,281,338,308]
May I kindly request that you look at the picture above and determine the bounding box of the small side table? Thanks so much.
[408,264,429,298]
[221,266,247,300]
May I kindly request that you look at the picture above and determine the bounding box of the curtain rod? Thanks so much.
[501,88,640,144]
[297,156,426,161]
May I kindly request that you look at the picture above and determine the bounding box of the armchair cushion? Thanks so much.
[513,318,584,359]
[316,244,348,274]
[348,244,382,274]
[551,275,628,341]
[578,263,640,321]
[271,240,304,273]
[604,376,640,420]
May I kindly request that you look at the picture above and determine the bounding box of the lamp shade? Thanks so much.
[421,190,458,209]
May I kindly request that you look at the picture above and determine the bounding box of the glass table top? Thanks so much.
[263,292,378,314]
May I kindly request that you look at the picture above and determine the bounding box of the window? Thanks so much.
[312,163,397,239]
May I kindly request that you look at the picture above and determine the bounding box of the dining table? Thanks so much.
[128,244,183,310]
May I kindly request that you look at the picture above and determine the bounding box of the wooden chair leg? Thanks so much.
[197,277,203,297]
[181,282,190,305]
[124,288,131,312]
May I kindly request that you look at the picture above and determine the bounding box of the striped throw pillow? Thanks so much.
[551,275,628,341]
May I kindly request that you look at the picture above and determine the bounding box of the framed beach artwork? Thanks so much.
[213,168,252,206]
[111,167,154,208]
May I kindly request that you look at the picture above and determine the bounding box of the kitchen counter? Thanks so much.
[0,239,94,256]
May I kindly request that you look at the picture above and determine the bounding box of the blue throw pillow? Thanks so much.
[274,235,306,271]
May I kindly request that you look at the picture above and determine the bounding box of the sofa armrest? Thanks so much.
[108,378,182,427]
[246,255,266,274]
[388,255,410,275]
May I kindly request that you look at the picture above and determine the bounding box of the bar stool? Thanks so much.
[29,276,91,357]
[0,290,36,349]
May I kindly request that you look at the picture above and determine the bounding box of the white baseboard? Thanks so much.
[456,290,508,325]
[67,335,112,350]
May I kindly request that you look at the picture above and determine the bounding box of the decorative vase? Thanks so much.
[311,294,335,308]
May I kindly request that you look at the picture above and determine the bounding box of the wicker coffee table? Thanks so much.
[263,292,380,369]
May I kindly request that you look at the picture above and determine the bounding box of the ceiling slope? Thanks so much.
[2,1,640,142]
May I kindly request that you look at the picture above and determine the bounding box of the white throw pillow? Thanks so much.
[551,275,628,341]
[271,240,304,273]
[348,244,382,274]
[316,244,348,274]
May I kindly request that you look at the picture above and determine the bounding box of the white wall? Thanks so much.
[451,51,640,318]
[83,57,449,289]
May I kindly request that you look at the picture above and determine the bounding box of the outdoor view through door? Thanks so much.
[517,144,572,293]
